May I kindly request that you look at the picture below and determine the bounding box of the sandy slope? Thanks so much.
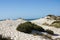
[31,18,55,25]
[0,19,50,40]
[31,18,60,39]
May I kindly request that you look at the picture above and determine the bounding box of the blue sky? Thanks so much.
[0,0,60,19]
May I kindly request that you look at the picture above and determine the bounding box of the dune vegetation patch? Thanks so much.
[16,22,54,35]
[46,29,54,35]
[16,22,45,34]
[50,21,60,28]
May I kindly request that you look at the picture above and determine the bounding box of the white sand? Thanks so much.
[0,17,60,40]
[31,18,55,25]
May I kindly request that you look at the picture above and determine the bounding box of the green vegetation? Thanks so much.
[16,22,33,33]
[51,21,60,28]
[34,26,45,32]
[46,29,54,35]
[16,21,55,38]
[16,22,45,33]
[0,35,12,40]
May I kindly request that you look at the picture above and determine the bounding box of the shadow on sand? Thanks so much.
[52,34,59,36]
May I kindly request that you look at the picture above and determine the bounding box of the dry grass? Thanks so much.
[50,21,60,28]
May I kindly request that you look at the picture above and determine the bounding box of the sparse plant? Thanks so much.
[43,22,49,25]
[46,29,54,35]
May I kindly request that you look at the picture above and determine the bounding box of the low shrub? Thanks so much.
[34,26,45,32]
[16,22,45,33]
[16,22,34,33]
[46,29,54,35]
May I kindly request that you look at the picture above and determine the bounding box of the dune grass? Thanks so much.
[50,21,60,28]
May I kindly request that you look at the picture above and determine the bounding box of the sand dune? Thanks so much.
[0,15,60,40]
[0,19,49,40]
